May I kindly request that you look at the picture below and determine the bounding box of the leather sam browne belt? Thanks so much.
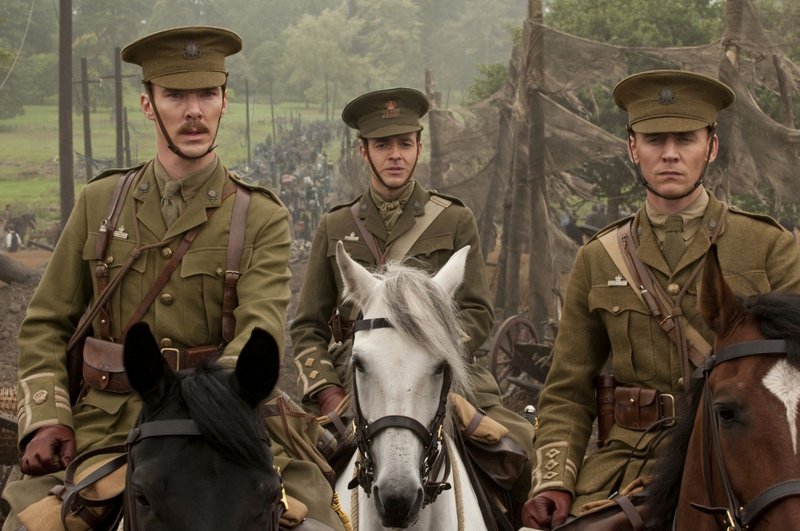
[82,337,223,394]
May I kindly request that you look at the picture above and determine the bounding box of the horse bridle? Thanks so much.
[347,317,454,506]
[124,417,284,531]
[689,339,800,530]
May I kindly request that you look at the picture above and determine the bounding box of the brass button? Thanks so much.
[137,182,150,193]
[612,305,621,313]
[677,377,684,386]
[207,189,218,199]
[161,247,173,258]
[161,338,173,348]
[215,267,224,276]
[159,293,174,305]
[105,256,114,264]
[667,283,680,296]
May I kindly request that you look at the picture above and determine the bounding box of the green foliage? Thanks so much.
[465,63,508,104]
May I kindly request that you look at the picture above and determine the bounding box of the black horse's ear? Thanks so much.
[124,322,176,404]
[232,328,280,408]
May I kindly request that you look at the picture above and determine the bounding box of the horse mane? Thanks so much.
[645,290,800,529]
[344,259,473,405]
[179,363,272,469]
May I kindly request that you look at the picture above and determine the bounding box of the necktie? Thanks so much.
[161,180,183,227]
[662,215,686,270]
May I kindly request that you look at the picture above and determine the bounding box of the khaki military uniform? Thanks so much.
[4,159,344,530]
[290,180,535,504]
[531,192,800,512]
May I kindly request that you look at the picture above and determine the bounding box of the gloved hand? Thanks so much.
[316,386,346,417]
[19,424,76,475]
[522,489,572,529]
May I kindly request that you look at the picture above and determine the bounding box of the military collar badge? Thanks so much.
[607,274,628,286]
[658,87,676,105]
[382,99,400,119]
[183,40,201,59]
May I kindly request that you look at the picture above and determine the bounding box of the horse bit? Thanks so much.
[689,339,800,531]
[347,317,454,506]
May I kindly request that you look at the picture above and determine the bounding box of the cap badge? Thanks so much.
[658,87,676,105]
[382,100,400,119]
[183,40,201,60]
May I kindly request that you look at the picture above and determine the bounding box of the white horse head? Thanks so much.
[334,241,484,530]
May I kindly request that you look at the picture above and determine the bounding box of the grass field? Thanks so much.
[0,95,332,226]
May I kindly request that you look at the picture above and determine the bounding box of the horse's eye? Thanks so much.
[134,488,151,508]
[715,404,738,425]
[352,357,365,373]
[434,363,446,375]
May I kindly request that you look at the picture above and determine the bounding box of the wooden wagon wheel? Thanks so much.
[489,315,539,394]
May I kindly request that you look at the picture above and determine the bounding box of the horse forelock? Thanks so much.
[179,364,272,469]
[742,292,800,366]
[373,261,471,398]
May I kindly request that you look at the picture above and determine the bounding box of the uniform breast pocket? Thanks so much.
[181,248,227,341]
[589,286,656,382]
[407,233,454,272]
[83,237,147,325]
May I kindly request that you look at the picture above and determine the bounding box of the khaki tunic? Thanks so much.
[5,159,344,530]
[291,181,535,504]
[532,192,800,512]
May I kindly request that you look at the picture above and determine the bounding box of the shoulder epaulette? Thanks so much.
[586,215,634,243]
[727,205,785,230]
[227,172,282,205]
[429,190,465,207]
[329,195,363,213]
[88,161,147,183]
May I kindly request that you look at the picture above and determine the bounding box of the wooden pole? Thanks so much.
[114,48,123,167]
[527,0,555,335]
[80,57,93,182]
[58,0,74,232]
[269,80,277,144]
[245,79,252,169]
[123,107,131,166]
[425,67,443,189]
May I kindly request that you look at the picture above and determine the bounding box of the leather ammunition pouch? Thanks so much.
[82,338,128,394]
[614,386,675,431]
[595,374,619,448]
[82,337,222,394]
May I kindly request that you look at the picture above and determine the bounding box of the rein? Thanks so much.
[688,339,800,530]
[347,316,454,507]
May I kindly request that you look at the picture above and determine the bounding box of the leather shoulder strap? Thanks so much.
[349,202,384,265]
[221,185,251,344]
[384,195,450,262]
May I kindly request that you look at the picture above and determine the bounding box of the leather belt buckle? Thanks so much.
[161,347,181,371]
[659,393,676,426]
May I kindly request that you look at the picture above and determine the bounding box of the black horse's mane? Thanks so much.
[645,291,800,529]
[178,362,272,470]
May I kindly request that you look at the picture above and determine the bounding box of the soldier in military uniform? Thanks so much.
[3,26,343,530]
[290,87,535,519]
[522,70,800,529]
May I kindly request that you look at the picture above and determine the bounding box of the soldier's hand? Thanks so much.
[19,424,76,475]
[316,386,346,417]
[522,489,572,529]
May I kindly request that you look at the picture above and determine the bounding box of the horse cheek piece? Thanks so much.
[334,241,489,530]
[122,322,283,531]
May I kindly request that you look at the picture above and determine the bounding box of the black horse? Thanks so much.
[123,322,284,530]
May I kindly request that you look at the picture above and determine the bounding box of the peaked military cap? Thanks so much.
[342,87,429,138]
[613,70,735,134]
[121,26,242,90]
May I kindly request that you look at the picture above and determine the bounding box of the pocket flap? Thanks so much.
[83,337,125,372]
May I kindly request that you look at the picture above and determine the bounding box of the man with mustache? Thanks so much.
[3,26,345,530]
